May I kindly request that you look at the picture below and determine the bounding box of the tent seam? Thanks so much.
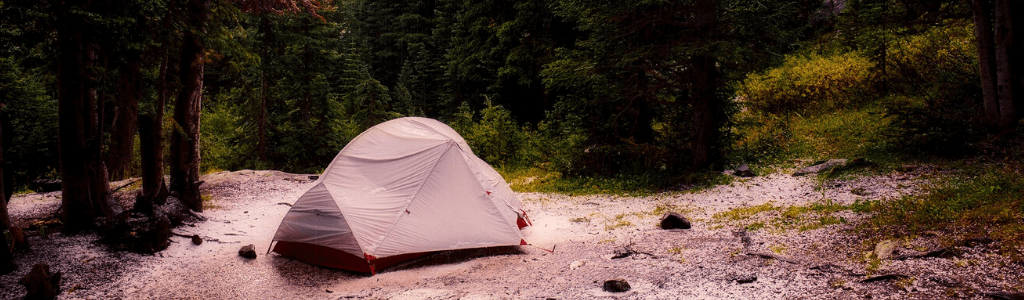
[320,181,366,256]
[368,140,455,257]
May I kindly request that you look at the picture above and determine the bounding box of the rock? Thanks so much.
[308,175,320,180]
[734,164,756,177]
[19,263,61,300]
[239,244,257,259]
[874,240,897,260]
[191,234,203,245]
[731,274,757,284]
[792,159,849,176]
[659,213,691,230]
[850,187,871,196]
[602,279,631,293]
[569,260,585,270]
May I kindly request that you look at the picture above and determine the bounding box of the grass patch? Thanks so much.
[498,167,731,196]
[709,199,853,232]
[201,193,220,210]
[860,167,1024,258]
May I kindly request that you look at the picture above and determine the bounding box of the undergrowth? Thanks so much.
[861,167,1024,258]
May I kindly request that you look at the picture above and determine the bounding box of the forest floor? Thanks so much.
[2,166,1022,300]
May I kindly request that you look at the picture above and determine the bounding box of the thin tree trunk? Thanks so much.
[972,0,1000,126]
[259,63,268,161]
[56,4,118,232]
[136,50,170,214]
[257,16,270,162]
[106,57,141,180]
[169,31,204,212]
[994,0,1018,131]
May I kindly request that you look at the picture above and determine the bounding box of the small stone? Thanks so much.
[239,244,257,259]
[191,234,203,245]
[659,213,691,230]
[569,260,585,270]
[733,274,757,284]
[875,240,897,260]
[734,164,756,177]
[603,279,630,293]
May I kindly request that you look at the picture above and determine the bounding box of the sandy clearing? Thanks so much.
[2,168,1021,300]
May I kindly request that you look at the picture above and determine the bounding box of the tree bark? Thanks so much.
[169,30,205,212]
[106,57,141,180]
[136,51,170,214]
[56,3,119,232]
[993,0,1018,131]
[1,104,15,275]
[257,16,270,162]
[689,0,719,170]
[972,0,999,126]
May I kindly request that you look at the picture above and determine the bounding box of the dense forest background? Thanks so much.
[0,0,1022,230]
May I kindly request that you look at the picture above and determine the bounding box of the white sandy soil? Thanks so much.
[1,168,1021,300]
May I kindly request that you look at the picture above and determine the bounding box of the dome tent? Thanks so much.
[270,117,531,274]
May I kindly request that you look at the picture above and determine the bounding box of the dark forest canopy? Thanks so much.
[0,0,1020,196]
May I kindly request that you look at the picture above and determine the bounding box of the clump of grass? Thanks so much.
[709,199,853,232]
[498,167,731,195]
[861,167,1024,258]
[201,193,220,210]
[604,213,634,230]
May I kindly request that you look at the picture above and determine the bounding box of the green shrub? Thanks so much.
[882,22,983,155]
[738,52,876,115]
[450,100,539,169]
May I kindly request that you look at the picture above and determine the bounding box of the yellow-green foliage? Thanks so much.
[887,22,976,88]
[738,52,875,115]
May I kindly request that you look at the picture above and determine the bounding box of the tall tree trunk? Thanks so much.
[972,0,1000,126]
[135,51,170,214]
[257,16,270,162]
[994,0,1018,131]
[0,105,15,275]
[690,0,719,170]
[56,3,118,232]
[169,30,205,212]
[106,57,141,180]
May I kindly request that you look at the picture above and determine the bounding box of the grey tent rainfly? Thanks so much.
[270,117,532,274]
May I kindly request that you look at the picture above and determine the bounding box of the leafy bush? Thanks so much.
[882,22,983,154]
[449,101,540,169]
[738,52,876,115]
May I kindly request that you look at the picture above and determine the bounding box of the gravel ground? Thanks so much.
[2,167,1022,299]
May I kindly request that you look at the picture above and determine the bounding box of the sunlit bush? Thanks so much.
[738,52,876,115]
